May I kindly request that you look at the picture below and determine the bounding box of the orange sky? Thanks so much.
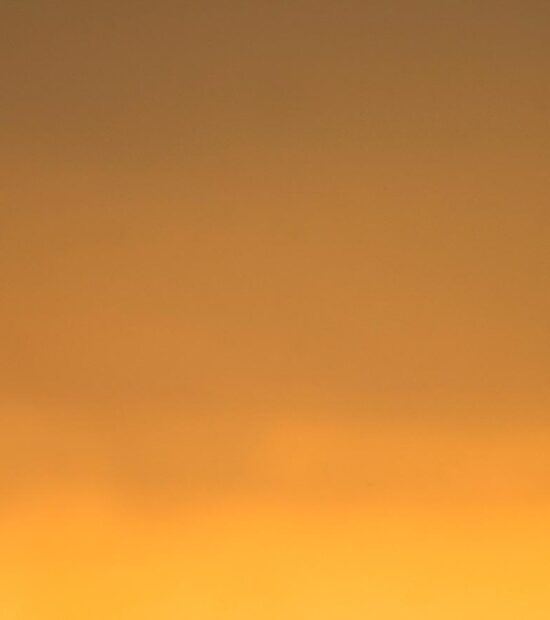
[1,1,550,617]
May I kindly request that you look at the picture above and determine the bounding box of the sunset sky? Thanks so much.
[1,1,550,618]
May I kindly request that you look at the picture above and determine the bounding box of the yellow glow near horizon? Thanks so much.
[2,492,550,619]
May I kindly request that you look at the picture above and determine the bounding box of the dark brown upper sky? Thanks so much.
[1,1,549,498]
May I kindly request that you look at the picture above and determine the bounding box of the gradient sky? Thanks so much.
[1,1,550,617]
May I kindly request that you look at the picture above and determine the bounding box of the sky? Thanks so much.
[1,1,550,617]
